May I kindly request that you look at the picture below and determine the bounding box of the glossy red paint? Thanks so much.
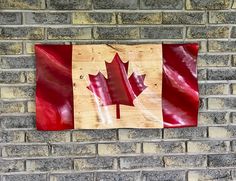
[87,53,147,119]
[35,44,199,130]
[35,44,74,130]
[162,44,199,128]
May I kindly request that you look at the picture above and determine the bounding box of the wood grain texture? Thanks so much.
[72,44,163,129]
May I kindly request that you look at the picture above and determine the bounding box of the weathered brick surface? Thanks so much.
[72,130,117,142]
[0,0,45,9]
[209,126,236,138]
[26,158,73,171]
[233,170,236,181]
[208,69,236,80]
[199,98,206,111]
[188,170,233,181]
[140,0,183,10]
[0,71,25,84]
[94,0,138,9]
[198,112,229,125]
[118,13,162,24]
[232,141,236,151]
[209,40,236,52]
[186,0,231,10]
[197,54,230,67]
[98,142,141,155]
[96,172,139,181]
[208,154,236,167]
[47,27,92,40]
[187,26,229,39]
[141,27,183,39]
[74,157,117,170]
[0,130,25,143]
[232,112,236,124]
[47,0,92,10]
[197,69,207,80]
[27,101,35,113]
[50,173,94,181]
[0,56,35,69]
[119,129,161,140]
[2,174,47,181]
[163,12,205,25]
[164,127,207,139]
[26,131,70,142]
[0,115,35,129]
[0,160,25,172]
[94,27,139,40]
[233,1,236,8]
[210,12,236,24]
[142,171,185,181]
[164,155,207,168]
[1,86,35,99]
[230,27,236,38]
[51,143,96,156]
[25,12,71,25]
[0,27,44,40]
[232,84,236,95]
[120,156,163,169]
[2,144,49,157]
[187,141,230,153]
[200,83,228,95]
[233,56,236,67]
[0,42,22,55]
[25,71,36,83]
[25,42,35,54]
[0,12,22,25]
[73,12,115,24]
[0,101,25,114]
[143,141,185,154]
[0,0,235,179]
[208,98,236,110]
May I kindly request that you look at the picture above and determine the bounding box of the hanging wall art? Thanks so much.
[35,43,199,130]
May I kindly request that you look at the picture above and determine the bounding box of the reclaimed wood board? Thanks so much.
[72,44,163,129]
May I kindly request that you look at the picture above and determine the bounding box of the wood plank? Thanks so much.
[72,44,163,129]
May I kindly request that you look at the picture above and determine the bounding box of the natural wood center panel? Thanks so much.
[72,44,163,129]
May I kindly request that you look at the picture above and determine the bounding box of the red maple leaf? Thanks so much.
[87,53,147,119]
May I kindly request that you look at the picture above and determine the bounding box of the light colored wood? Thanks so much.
[73,44,160,62]
[72,44,163,129]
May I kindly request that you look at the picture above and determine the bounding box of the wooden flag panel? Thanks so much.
[72,44,163,129]
[35,43,199,131]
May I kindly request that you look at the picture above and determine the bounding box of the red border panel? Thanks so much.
[162,44,199,128]
[35,45,74,130]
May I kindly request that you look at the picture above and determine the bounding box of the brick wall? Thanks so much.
[0,0,236,180]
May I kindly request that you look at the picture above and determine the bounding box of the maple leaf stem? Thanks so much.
[116,104,120,119]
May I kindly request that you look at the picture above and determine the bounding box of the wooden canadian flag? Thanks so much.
[35,44,199,130]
